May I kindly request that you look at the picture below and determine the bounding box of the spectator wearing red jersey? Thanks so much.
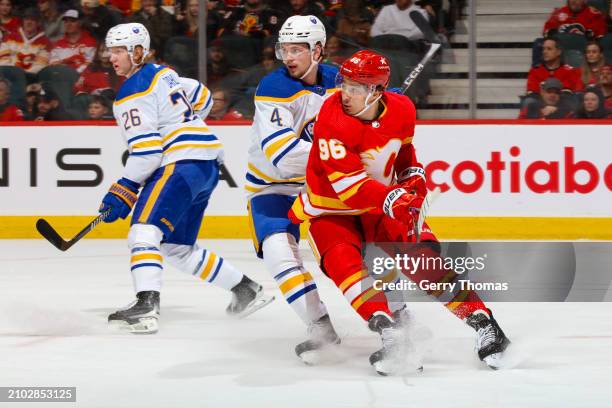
[38,0,64,42]
[73,42,123,95]
[208,88,245,121]
[527,37,583,94]
[0,78,24,121]
[0,8,51,75]
[543,0,606,39]
[581,41,606,85]
[0,0,20,41]
[519,78,575,119]
[49,10,97,74]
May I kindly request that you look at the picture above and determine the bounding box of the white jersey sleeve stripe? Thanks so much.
[272,138,300,166]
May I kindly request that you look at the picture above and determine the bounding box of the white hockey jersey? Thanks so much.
[246,64,339,197]
[113,63,217,185]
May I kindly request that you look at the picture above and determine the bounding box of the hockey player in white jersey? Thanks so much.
[101,23,273,334]
[246,15,340,362]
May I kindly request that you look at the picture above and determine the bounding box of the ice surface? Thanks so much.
[1,240,611,408]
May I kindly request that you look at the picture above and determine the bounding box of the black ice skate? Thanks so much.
[295,314,340,365]
[465,309,511,369]
[226,276,274,318]
[108,291,160,334]
[368,312,423,376]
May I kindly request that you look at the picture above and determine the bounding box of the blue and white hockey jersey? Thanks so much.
[113,63,218,185]
[246,64,338,197]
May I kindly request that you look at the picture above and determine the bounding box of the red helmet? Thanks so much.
[339,50,391,88]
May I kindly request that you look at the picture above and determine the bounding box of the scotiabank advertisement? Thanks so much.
[1,123,610,218]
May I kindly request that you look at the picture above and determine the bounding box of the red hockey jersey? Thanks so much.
[0,28,51,74]
[543,5,606,39]
[290,91,422,222]
[49,32,97,74]
[526,63,584,93]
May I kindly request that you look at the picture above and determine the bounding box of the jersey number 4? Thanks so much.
[319,139,346,160]
[270,108,283,126]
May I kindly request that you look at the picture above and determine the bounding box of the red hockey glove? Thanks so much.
[382,187,424,225]
[396,166,427,197]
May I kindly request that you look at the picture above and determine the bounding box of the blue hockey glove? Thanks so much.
[388,87,404,95]
[99,177,140,223]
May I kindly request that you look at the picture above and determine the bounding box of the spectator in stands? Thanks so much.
[526,37,583,94]
[203,0,225,41]
[37,0,64,42]
[599,64,612,111]
[35,87,73,120]
[80,0,123,43]
[322,34,347,66]
[519,78,575,119]
[543,0,606,40]
[219,0,284,39]
[335,0,374,46]
[575,86,608,118]
[73,42,123,95]
[370,0,429,41]
[87,94,113,120]
[23,82,40,120]
[208,87,245,121]
[49,10,97,74]
[174,0,200,38]
[581,41,606,85]
[276,0,327,27]
[0,77,24,121]
[129,0,173,59]
[206,38,243,88]
[0,0,20,40]
[0,8,51,76]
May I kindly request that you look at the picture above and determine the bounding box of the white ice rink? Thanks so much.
[1,239,612,408]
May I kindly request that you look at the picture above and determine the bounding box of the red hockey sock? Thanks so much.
[323,243,392,321]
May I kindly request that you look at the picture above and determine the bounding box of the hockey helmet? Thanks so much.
[338,50,391,89]
[275,15,326,60]
[105,23,150,63]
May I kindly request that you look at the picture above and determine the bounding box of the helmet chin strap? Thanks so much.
[126,50,146,77]
[353,90,382,118]
[299,50,319,80]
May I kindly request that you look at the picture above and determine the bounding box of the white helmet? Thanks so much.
[105,23,150,64]
[278,15,326,51]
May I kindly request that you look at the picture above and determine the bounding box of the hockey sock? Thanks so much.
[263,233,328,325]
[162,243,243,291]
[323,243,392,321]
[128,224,164,293]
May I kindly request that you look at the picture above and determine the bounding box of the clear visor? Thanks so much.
[274,42,310,61]
[335,73,371,97]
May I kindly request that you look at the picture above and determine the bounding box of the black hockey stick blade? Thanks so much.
[36,209,110,251]
[36,218,68,251]
[410,10,440,44]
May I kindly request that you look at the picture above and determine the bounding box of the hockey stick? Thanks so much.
[414,187,441,242]
[36,209,111,251]
[398,11,442,95]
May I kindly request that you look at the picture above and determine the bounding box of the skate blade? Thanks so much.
[483,352,504,370]
[373,360,424,376]
[298,340,342,366]
[230,293,275,319]
[108,317,159,334]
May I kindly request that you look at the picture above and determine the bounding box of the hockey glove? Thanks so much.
[388,87,404,95]
[383,187,424,225]
[99,177,140,223]
[397,166,427,197]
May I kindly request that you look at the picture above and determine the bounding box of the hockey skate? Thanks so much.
[226,276,274,318]
[108,291,160,334]
[368,312,423,376]
[295,314,341,365]
[465,309,511,369]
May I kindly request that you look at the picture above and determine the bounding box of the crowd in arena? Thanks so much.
[0,0,610,121]
[521,0,612,119]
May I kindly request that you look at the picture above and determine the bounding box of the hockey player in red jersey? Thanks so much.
[288,50,510,374]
